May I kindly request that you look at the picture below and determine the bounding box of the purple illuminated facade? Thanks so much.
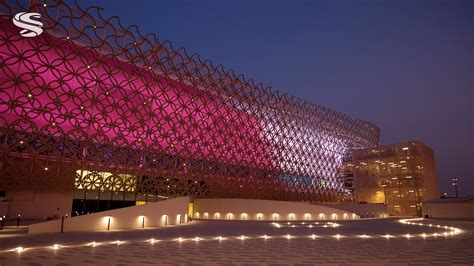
[0,0,379,204]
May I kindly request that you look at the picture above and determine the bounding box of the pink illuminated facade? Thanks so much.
[0,0,379,210]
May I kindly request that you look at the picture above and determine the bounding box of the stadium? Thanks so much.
[0,0,379,219]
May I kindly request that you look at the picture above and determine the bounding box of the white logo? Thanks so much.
[12,12,43,37]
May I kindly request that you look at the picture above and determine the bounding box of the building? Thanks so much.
[0,0,379,219]
[343,141,439,216]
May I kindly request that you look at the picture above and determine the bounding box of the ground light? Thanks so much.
[14,247,25,253]
[2,218,463,254]
[272,221,340,228]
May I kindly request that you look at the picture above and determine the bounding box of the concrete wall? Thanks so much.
[317,203,388,218]
[29,196,190,234]
[423,202,474,220]
[193,198,360,221]
[6,190,73,219]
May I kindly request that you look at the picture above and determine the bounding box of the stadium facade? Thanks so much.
[0,0,379,219]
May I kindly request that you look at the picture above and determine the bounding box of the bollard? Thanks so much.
[16,214,20,227]
[60,216,65,233]
[0,217,3,230]
[107,216,111,231]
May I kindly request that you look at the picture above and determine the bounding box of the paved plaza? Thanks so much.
[0,218,473,265]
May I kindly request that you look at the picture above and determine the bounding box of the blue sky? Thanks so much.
[78,0,473,195]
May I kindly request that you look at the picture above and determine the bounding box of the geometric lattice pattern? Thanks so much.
[0,0,379,202]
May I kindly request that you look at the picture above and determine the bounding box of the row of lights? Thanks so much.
[8,218,462,254]
[196,212,355,220]
[399,218,462,234]
[272,222,340,228]
[10,231,460,254]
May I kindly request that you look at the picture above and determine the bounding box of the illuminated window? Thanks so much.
[75,169,136,192]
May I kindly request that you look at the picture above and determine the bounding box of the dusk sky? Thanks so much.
[80,0,473,195]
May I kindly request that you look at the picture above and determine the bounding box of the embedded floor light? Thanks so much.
[14,247,25,253]
[3,217,466,254]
